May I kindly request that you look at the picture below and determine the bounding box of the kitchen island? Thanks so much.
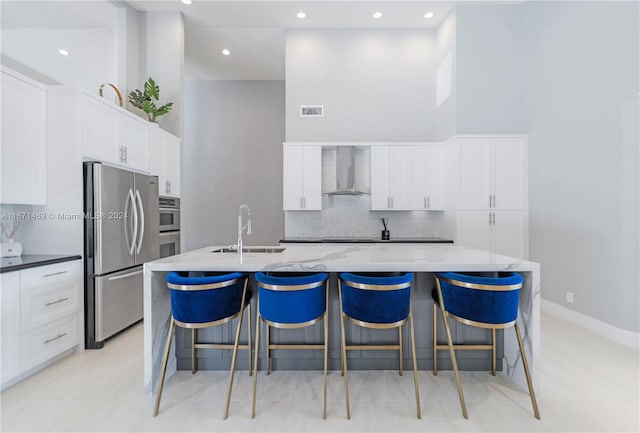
[143,243,539,394]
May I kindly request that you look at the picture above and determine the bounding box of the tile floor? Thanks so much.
[1,311,638,432]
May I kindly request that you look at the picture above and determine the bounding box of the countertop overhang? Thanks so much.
[146,243,536,273]
[280,237,454,244]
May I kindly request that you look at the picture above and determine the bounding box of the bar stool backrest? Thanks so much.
[254,272,328,325]
[340,272,413,324]
[435,271,524,327]
[167,271,246,325]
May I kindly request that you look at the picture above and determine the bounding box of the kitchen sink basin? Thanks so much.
[211,246,286,254]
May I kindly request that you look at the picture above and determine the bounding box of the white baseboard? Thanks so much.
[541,300,640,351]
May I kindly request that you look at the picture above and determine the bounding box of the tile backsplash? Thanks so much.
[284,194,445,239]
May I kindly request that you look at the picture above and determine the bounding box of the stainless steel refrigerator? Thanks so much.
[83,162,159,349]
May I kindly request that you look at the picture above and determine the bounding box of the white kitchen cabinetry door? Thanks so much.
[458,139,492,210]
[83,95,120,163]
[370,146,391,210]
[458,137,526,211]
[493,211,527,258]
[456,210,527,259]
[149,130,181,197]
[414,145,445,210]
[0,70,47,205]
[1,272,21,386]
[371,146,423,210]
[120,115,149,171]
[493,138,526,210]
[283,145,321,210]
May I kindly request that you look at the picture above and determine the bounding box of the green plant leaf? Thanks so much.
[144,77,159,100]
[155,102,174,116]
[141,99,157,114]
[127,89,148,109]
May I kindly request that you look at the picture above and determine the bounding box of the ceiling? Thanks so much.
[128,1,457,80]
[1,0,459,80]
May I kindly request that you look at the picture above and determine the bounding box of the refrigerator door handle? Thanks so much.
[124,188,133,254]
[135,189,145,255]
[128,188,138,256]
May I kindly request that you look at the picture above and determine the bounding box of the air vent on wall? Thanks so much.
[300,105,324,117]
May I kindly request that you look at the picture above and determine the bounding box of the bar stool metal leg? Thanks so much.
[338,280,351,420]
[491,328,497,376]
[247,302,252,376]
[433,302,438,376]
[323,281,329,419]
[153,318,175,417]
[436,281,468,419]
[409,311,422,419]
[191,328,196,374]
[223,283,248,420]
[515,322,541,419]
[251,299,261,418]
[398,326,403,376]
[265,322,271,375]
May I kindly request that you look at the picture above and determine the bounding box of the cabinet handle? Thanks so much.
[492,195,496,208]
[489,213,492,225]
[391,197,394,209]
[168,181,171,194]
[45,297,69,307]
[44,333,68,345]
[124,146,128,163]
[427,197,430,209]
[489,195,492,208]
[43,270,67,278]
[303,197,306,208]
[492,212,496,225]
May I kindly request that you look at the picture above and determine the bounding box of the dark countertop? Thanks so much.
[280,237,454,244]
[0,254,82,273]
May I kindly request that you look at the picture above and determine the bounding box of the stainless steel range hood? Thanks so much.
[327,146,369,195]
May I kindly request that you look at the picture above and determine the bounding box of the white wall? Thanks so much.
[455,4,525,133]
[183,80,285,250]
[435,9,457,141]
[286,29,437,141]
[143,12,184,138]
[523,1,639,332]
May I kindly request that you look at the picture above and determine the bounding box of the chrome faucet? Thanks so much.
[237,204,252,259]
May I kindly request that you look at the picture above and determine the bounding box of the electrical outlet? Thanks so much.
[566,291,574,304]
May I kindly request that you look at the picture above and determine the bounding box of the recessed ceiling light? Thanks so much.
[424,11,435,19]
[222,49,230,56]
[297,11,306,19]
[181,0,192,5]
[373,11,383,19]
[58,49,69,56]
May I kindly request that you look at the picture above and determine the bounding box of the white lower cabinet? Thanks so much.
[456,210,527,259]
[0,260,82,389]
[1,272,22,385]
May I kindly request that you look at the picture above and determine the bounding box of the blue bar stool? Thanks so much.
[252,272,329,419]
[153,271,251,419]
[433,272,540,419]
[338,272,421,419]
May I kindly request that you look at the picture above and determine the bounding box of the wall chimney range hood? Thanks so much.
[328,146,369,195]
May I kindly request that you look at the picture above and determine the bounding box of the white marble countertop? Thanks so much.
[146,243,537,273]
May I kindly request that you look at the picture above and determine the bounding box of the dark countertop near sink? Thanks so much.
[280,237,454,244]
[0,254,82,273]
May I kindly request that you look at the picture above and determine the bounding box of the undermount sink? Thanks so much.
[211,246,286,254]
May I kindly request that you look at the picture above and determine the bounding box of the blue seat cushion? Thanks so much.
[435,272,523,325]
[167,271,249,324]
[339,272,413,324]
[255,272,328,324]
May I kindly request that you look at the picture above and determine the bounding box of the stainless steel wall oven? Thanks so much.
[159,196,180,258]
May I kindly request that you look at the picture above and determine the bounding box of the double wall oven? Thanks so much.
[159,196,180,258]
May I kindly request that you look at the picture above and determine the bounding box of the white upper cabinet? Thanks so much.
[283,145,321,210]
[414,145,445,210]
[81,93,152,172]
[149,129,181,197]
[457,137,527,210]
[1,69,47,205]
[371,145,444,211]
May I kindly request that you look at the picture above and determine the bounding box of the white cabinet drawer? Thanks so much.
[21,275,80,331]
[20,261,80,290]
[21,315,78,372]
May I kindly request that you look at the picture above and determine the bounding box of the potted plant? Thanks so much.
[128,77,174,123]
